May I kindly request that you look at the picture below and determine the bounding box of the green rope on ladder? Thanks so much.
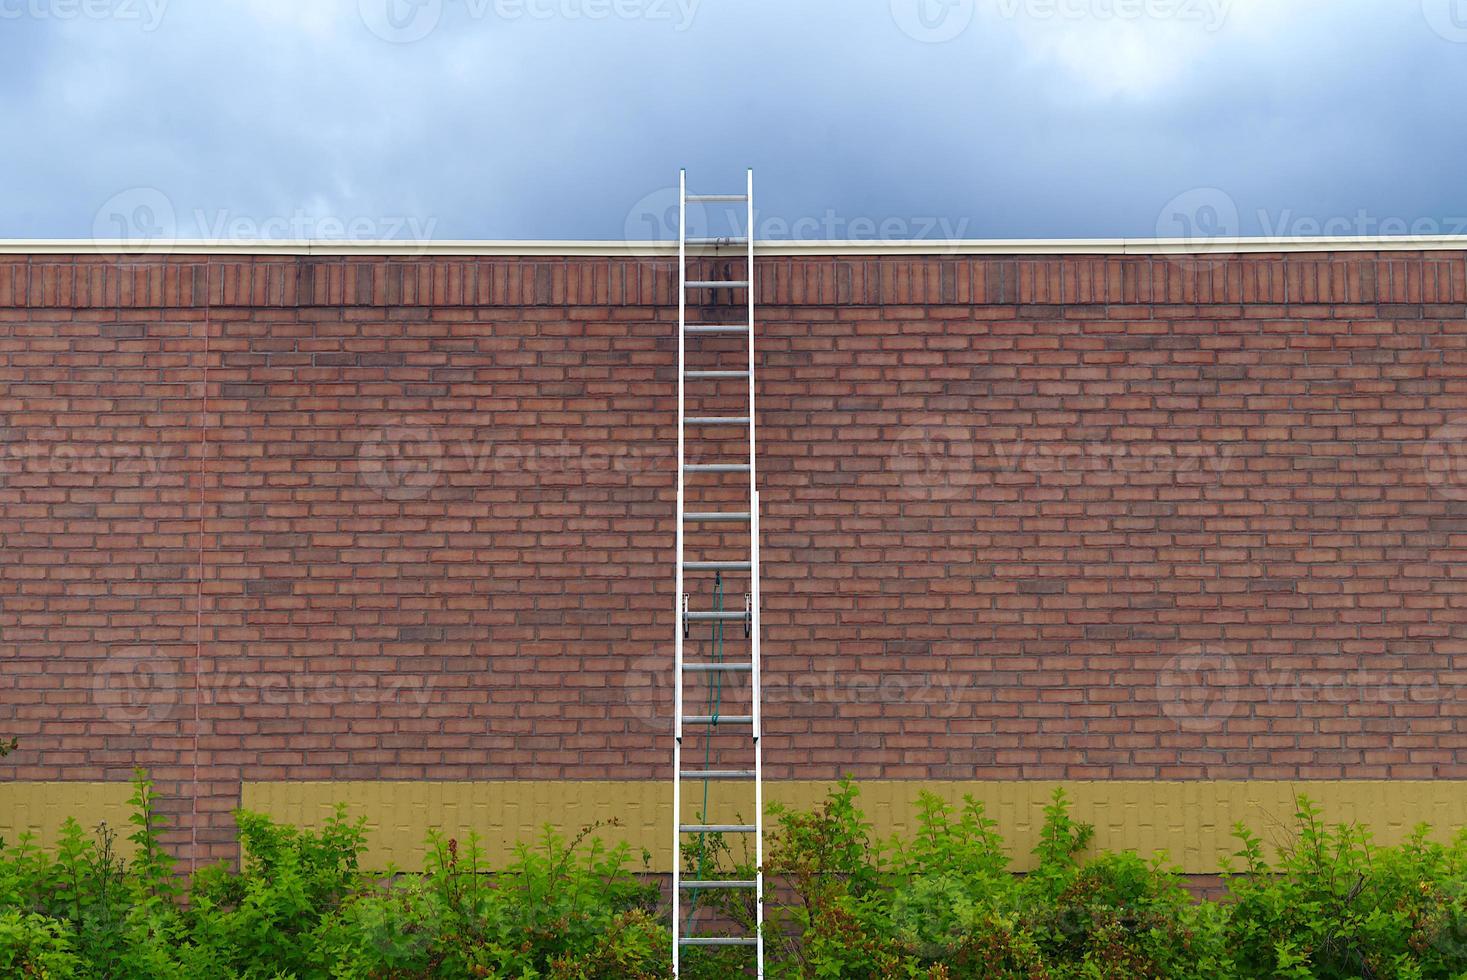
[685,571,724,930]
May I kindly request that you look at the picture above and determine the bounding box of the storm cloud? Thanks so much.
[2,0,1465,242]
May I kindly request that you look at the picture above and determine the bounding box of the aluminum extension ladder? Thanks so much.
[672,169,764,977]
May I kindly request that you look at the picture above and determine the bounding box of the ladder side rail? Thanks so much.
[747,167,766,980]
[672,168,687,977]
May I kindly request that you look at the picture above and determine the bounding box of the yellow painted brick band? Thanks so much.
[240,780,1467,874]
[0,783,134,850]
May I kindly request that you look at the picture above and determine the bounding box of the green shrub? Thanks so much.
[314,823,666,979]
[185,805,367,978]
[0,775,148,977]
[0,909,80,978]
[3,775,1467,978]
[1223,794,1467,980]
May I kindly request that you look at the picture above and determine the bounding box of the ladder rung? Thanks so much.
[684,512,751,522]
[684,610,747,621]
[686,194,748,203]
[683,464,750,473]
[680,824,757,833]
[686,280,750,290]
[685,370,750,379]
[687,237,749,246]
[679,878,757,888]
[684,324,751,334]
[685,715,753,725]
[683,662,752,673]
[679,937,759,947]
[685,417,750,426]
[681,770,756,780]
[685,561,751,572]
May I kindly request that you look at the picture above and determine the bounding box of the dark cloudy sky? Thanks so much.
[3,0,1467,243]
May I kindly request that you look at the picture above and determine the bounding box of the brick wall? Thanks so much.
[1,249,1465,864]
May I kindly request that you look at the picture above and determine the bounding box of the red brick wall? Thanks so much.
[1,250,1465,862]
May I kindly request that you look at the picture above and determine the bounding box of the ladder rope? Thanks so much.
[685,571,724,930]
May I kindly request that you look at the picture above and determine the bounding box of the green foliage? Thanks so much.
[4,777,1467,978]
[182,805,367,978]
[1222,794,1467,980]
[0,909,80,978]
[315,822,667,979]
